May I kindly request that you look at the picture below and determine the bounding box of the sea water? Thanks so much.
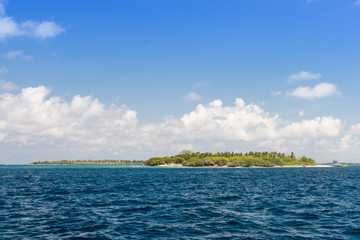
[0,166,359,239]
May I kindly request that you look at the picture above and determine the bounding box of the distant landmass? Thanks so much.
[29,151,316,167]
[30,160,145,165]
[144,151,316,167]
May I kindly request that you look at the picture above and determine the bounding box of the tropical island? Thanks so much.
[29,151,317,167]
[30,160,145,165]
[144,150,316,167]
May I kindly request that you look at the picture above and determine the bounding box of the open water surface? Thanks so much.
[0,166,359,239]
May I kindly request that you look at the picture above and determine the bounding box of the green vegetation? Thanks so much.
[30,160,145,165]
[144,150,316,167]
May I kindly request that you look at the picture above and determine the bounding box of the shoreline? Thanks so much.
[156,164,334,168]
[19,164,335,168]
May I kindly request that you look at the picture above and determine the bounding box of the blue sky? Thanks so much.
[1,0,360,163]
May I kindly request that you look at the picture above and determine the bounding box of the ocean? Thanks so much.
[0,166,359,239]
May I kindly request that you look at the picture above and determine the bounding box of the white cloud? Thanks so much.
[280,117,342,138]
[289,82,340,100]
[0,80,19,91]
[180,98,279,141]
[0,86,138,146]
[298,111,305,117]
[272,91,282,96]
[183,92,202,100]
[0,4,64,40]
[348,123,360,136]
[354,0,360,6]
[21,21,65,39]
[179,99,343,145]
[0,86,351,163]
[3,50,32,61]
[288,71,322,82]
[313,122,360,156]
[0,66,7,74]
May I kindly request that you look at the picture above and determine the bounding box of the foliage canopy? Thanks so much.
[144,151,316,167]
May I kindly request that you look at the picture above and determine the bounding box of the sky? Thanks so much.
[1,0,360,164]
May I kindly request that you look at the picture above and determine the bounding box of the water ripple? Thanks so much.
[0,167,360,239]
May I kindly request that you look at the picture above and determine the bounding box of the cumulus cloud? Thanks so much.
[348,123,360,136]
[0,66,7,74]
[181,99,342,143]
[314,122,360,155]
[0,80,19,91]
[280,117,342,138]
[316,134,360,154]
[183,92,202,100]
[0,86,139,150]
[180,98,279,141]
[3,50,32,61]
[288,71,322,82]
[333,123,360,152]
[0,86,352,163]
[289,82,340,100]
[0,3,64,40]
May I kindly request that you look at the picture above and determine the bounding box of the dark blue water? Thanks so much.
[1,166,360,239]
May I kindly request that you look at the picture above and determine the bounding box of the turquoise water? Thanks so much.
[1,166,359,239]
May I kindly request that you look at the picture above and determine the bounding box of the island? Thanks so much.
[29,151,318,168]
[145,151,316,167]
[30,160,145,165]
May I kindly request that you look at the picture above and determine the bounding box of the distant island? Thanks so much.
[145,150,316,167]
[29,151,318,167]
[30,160,145,165]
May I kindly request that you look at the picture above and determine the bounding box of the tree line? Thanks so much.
[30,160,145,165]
[144,150,316,167]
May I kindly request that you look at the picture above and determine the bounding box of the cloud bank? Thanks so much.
[0,85,356,163]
